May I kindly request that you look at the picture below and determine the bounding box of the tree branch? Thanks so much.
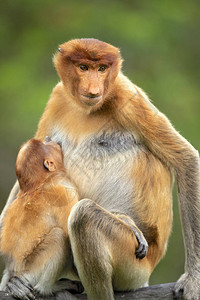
[0,282,182,300]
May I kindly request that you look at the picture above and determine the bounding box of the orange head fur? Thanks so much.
[16,138,64,192]
[53,38,123,111]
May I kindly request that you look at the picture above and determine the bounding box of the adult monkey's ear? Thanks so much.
[44,160,57,172]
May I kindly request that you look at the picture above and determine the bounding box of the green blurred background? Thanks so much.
[0,0,199,286]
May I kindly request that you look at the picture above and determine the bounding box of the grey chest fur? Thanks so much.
[52,128,140,214]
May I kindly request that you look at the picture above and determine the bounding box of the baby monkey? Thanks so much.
[0,137,83,299]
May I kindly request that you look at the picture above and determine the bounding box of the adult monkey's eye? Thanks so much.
[79,65,89,71]
[98,65,107,72]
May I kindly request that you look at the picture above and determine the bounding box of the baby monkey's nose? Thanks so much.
[45,136,52,143]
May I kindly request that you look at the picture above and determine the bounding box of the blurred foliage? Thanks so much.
[0,0,199,286]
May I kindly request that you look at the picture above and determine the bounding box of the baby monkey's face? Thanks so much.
[44,137,62,158]
[43,137,64,170]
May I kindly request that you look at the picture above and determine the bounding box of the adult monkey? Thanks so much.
[1,38,200,300]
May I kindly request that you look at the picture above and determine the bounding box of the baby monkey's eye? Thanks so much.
[79,65,89,71]
[98,65,107,72]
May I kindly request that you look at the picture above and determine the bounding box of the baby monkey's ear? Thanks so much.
[44,160,57,172]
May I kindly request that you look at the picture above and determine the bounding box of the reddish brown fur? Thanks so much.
[16,139,64,192]
[58,38,121,65]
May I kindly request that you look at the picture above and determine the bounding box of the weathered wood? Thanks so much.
[0,282,182,300]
